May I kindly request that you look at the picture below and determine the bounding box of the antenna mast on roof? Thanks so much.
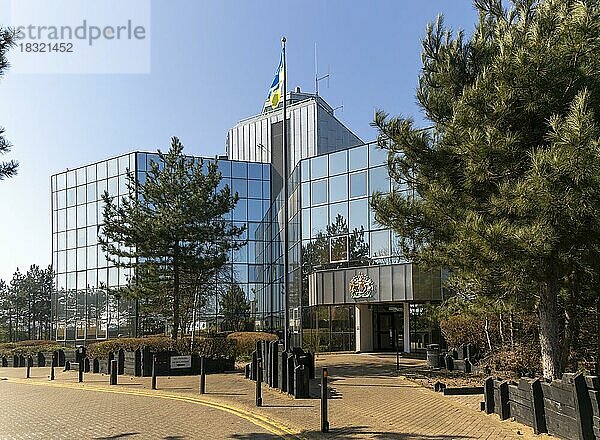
[314,42,330,96]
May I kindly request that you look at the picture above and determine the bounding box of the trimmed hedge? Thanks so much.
[226,332,278,358]
[87,333,279,360]
[0,340,63,357]
[87,337,187,358]
[87,336,236,359]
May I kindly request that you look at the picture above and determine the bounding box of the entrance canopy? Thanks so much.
[308,263,442,306]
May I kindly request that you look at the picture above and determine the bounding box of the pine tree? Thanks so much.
[99,137,245,340]
[220,284,250,332]
[372,0,600,379]
[0,279,10,341]
[8,269,25,341]
[0,27,17,180]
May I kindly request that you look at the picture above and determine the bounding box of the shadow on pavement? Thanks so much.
[159,387,195,391]
[318,361,402,379]
[261,403,314,408]
[93,433,139,439]
[229,426,474,439]
[208,392,246,396]
[331,383,415,389]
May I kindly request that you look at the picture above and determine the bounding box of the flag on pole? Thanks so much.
[268,50,284,109]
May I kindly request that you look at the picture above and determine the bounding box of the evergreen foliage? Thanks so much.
[0,27,17,180]
[99,137,245,340]
[0,265,54,342]
[372,0,600,379]
[220,284,251,332]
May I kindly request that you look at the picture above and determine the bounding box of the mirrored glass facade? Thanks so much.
[51,153,270,342]
[254,141,415,350]
[51,153,137,341]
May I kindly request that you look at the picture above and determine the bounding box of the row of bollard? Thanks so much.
[25,346,329,432]
[26,353,209,397]
[25,355,52,380]
[23,354,79,382]
[248,341,329,433]
[22,355,56,380]
[27,348,324,430]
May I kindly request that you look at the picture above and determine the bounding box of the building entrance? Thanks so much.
[373,305,404,352]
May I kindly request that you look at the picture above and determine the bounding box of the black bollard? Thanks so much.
[395,329,400,371]
[50,355,55,380]
[151,355,157,390]
[270,341,279,387]
[110,359,117,385]
[287,355,295,396]
[321,367,329,433]
[464,357,472,373]
[255,358,262,407]
[199,356,206,395]
[256,341,263,382]
[251,351,257,381]
[445,354,454,371]
[78,360,84,383]
[279,350,288,392]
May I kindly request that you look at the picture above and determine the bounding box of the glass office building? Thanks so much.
[50,91,442,353]
[253,140,442,354]
[50,153,270,342]
[51,153,137,341]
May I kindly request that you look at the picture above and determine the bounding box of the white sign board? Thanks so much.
[170,355,192,369]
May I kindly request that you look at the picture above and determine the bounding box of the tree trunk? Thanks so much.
[499,312,505,346]
[538,279,562,380]
[15,308,19,341]
[596,298,600,376]
[8,307,12,342]
[191,288,199,351]
[171,255,180,340]
[27,296,31,340]
[484,317,492,351]
[509,313,515,349]
[561,290,578,372]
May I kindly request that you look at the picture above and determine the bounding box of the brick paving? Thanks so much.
[0,353,558,439]
[0,380,273,439]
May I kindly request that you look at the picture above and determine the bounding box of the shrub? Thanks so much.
[87,336,182,358]
[439,314,492,350]
[484,343,541,377]
[0,340,63,357]
[86,336,237,359]
[197,337,237,358]
[226,332,278,358]
[302,330,319,353]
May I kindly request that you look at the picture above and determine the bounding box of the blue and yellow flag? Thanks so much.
[268,50,284,109]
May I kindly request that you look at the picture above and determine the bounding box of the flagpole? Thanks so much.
[281,36,290,351]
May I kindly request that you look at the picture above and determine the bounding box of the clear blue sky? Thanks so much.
[0,0,478,282]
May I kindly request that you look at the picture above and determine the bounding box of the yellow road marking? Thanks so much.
[2,377,299,438]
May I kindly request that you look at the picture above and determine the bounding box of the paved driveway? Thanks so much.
[0,380,276,439]
[0,355,557,440]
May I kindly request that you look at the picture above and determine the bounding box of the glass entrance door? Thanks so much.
[377,313,394,350]
[374,305,404,351]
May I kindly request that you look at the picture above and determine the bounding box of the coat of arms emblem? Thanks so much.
[349,272,374,299]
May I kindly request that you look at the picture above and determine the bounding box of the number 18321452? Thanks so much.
[20,42,74,53]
